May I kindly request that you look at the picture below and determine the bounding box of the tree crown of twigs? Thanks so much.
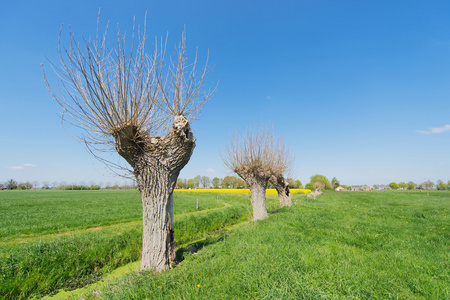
[43,16,215,150]
[223,124,292,179]
[43,16,215,175]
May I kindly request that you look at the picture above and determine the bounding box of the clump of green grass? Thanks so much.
[175,205,250,245]
[79,191,449,299]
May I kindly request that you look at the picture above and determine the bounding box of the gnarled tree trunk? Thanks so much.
[238,173,269,221]
[270,175,292,207]
[114,115,195,272]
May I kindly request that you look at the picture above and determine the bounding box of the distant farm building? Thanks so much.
[350,185,371,191]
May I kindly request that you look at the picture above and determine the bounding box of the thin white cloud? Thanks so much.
[22,163,37,167]
[416,124,450,134]
[8,165,24,170]
[206,168,217,174]
[6,163,37,170]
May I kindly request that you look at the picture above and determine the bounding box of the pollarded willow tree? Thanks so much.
[43,19,215,272]
[222,124,290,220]
[269,174,292,207]
[267,136,293,207]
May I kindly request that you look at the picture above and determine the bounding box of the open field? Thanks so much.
[73,191,448,299]
[0,189,307,242]
[1,190,449,299]
[0,190,263,299]
[0,190,230,241]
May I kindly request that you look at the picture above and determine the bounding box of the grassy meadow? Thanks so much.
[0,190,234,241]
[0,190,448,299]
[0,190,258,299]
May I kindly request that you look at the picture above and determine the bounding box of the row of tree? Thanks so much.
[7,178,446,192]
[381,180,450,190]
[176,175,303,189]
[222,124,294,220]
[301,176,450,191]
[0,179,33,190]
[40,16,443,273]
[304,174,340,191]
[0,179,135,190]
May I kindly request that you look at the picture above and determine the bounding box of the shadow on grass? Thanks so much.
[175,233,227,264]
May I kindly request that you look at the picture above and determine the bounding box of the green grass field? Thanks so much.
[0,190,256,299]
[80,191,448,300]
[1,190,448,299]
[0,190,230,241]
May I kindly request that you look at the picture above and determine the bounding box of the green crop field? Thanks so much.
[0,190,259,299]
[0,190,232,241]
[1,191,448,299]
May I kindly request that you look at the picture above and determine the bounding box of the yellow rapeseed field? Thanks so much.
[174,188,311,194]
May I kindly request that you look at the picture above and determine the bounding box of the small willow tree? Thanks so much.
[43,20,214,272]
[222,125,289,220]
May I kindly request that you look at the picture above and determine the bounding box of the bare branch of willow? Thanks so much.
[43,16,215,175]
[222,123,292,179]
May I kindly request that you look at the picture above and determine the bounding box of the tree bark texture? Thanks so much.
[114,115,195,272]
[270,175,292,207]
[237,173,269,221]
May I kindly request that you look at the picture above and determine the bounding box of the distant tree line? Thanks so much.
[54,185,101,190]
[303,175,341,191]
[3,177,448,192]
[103,184,137,190]
[375,180,450,190]
[299,175,450,192]
[176,175,303,189]
[0,179,136,191]
[0,179,33,190]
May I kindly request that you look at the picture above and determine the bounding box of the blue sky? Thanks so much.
[1,0,449,187]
